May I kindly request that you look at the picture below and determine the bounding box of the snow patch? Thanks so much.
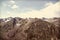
[3,17,12,22]
[16,23,21,27]
[5,19,10,22]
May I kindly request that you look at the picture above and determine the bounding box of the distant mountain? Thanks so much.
[0,17,60,40]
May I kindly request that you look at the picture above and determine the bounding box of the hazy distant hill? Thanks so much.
[0,17,60,40]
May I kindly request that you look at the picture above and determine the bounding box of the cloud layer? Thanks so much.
[0,0,60,18]
[17,2,60,18]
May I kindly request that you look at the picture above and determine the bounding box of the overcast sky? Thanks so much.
[0,0,60,18]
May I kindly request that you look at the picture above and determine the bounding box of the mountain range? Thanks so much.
[0,17,60,40]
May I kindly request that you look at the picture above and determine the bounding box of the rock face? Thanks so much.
[0,17,60,40]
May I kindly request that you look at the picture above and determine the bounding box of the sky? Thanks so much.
[0,0,60,18]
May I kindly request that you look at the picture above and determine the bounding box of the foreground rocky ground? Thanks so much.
[0,17,60,40]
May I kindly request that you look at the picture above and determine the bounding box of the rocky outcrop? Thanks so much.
[0,17,60,40]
